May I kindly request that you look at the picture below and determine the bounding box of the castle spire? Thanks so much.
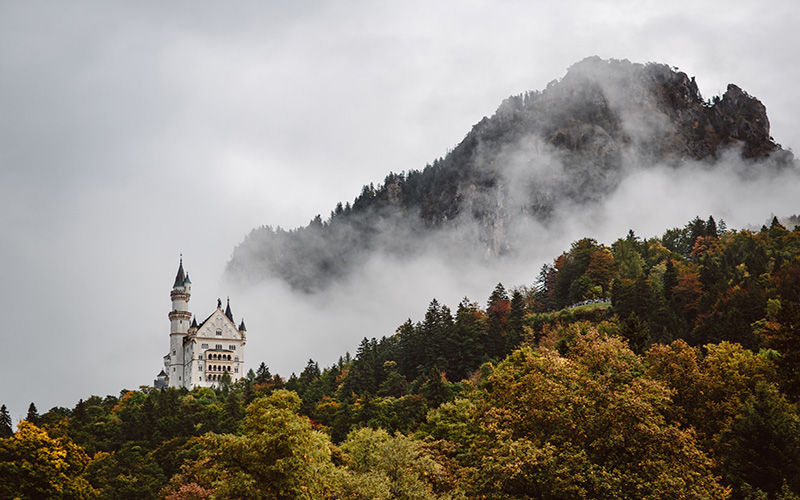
[225,297,234,322]
[173,256,186,288]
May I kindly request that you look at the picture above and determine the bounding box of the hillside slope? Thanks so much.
[226,57,794,291]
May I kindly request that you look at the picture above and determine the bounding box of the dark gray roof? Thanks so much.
[173,258,186,287]
[225,297,234,322]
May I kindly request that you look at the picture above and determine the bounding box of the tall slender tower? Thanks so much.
[167,257,192,388]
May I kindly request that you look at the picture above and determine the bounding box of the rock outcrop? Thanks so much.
[226,57,795,291]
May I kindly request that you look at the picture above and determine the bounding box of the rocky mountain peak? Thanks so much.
[226,58,795,292]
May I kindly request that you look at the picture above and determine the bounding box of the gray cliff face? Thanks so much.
[226,57,795,291]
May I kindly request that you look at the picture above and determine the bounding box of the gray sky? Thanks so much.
[1,0,798,421]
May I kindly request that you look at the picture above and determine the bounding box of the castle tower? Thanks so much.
[159,256,248,390]
[167,257,192,388]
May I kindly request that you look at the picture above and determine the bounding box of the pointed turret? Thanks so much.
[154,369,168,389]
[225,297,234,322]
[168,256,192,389]
[173,258,187,288]
[188,316,199,335]
[239,318,247,332]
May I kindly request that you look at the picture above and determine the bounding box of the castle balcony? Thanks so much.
[201,348,238,381]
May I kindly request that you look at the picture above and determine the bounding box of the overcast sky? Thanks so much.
[1,0,798,421]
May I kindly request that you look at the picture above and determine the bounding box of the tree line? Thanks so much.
[3,215,800,499]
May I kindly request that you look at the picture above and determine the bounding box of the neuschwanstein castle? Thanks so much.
[154,258,247,389]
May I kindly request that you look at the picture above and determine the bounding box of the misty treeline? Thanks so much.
[5,216,800,499]
[226,57,795,292]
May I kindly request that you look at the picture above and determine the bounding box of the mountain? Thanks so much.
[225,57,795,292]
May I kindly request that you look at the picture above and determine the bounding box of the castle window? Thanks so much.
[201,343,208,349]
[229,345,236,350]
[216,344,222,350]
[216,329,222,336]
[199,366,202,371]
[235,367,238,373]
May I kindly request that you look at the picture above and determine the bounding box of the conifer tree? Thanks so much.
[0,405,12,438]
[254,362,271,384]
[25,402,39,426]
[486,283,510,359]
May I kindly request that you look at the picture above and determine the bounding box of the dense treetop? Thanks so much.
[4,216,800,499]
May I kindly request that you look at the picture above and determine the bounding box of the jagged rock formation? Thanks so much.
[226,57,794,292]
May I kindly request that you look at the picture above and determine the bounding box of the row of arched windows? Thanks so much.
[209,353,232,361]
[208,365,231,372]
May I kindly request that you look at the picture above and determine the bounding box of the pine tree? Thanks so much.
[706,215,718,238]
[254,362,272,384]
[663,259,678,301]
[507,290,526,351]
[0,405,12,438]
[486,283,510,359]
[25,403,39,426]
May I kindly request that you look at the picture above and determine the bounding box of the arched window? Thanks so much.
[228,354,232,361]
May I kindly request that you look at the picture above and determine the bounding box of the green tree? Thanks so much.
[717,382,800,498]
[506,290,526,351]
[26,402,40,426]
[0,404,12,438]
[486,284,510,359]
[179,390,342,499]
[378,361,408,398]
[663,258,678,300]
[448,299,487,380]
[86,444,167,500]
[340,427,462,499]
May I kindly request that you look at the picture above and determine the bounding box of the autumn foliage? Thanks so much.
[3,216,800,499]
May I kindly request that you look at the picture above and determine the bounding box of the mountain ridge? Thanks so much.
[226,57,795,291]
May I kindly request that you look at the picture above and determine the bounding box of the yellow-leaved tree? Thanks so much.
[0,420,97,500]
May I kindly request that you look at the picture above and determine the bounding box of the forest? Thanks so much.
[3,215,800,499]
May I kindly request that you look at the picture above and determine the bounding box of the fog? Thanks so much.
[1,0,798,421]
[231,146,799,381]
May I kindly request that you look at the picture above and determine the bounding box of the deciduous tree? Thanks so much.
[0,420,96,500]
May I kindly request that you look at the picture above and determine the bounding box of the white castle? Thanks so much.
[155,258,247,389]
